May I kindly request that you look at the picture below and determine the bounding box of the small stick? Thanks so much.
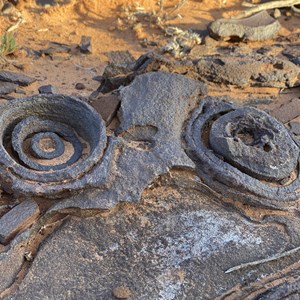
[225,245,300,273]
[7,15,24,33]
[167,0,187,17]
[232,0,300,19]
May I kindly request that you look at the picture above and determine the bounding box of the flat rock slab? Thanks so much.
[195,54,300,88]
[0,200,39,244]
[271,98,300,123]
[4,186,292,299]
[0,71,36,86]
[0,81,17,94]
[208,11,280,42]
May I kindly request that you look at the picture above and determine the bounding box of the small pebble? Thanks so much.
[75,83,85,90]
[285,10,292,17]
[112,286,132,299]
[273,8,281,19]
[38,84,56,94]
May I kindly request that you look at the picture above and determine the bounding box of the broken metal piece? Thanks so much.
[0,199,39,244]
[208,11,281,42]
[185,97,300,209]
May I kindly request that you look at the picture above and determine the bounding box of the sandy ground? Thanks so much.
[0,0,299,101]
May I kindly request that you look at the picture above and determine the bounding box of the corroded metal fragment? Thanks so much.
[0,94,110,197]
[185,97,300,209]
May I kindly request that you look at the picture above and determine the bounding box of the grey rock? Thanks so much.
[0,71,36,86]
[40,42,71,56]
[208,11,281,42]
[1,70,300,300]
[96,50,300,94]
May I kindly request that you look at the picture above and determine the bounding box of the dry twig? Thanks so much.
[225,245,300,273]
[232,0,300,18]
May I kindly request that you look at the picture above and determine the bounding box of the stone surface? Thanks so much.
[0,200,39,244]
[185,97,300,209]
[271,98,300,123]
[3,186,292,300]
[208,11,281,42]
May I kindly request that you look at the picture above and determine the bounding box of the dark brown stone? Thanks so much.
[75,82,85,90]
[271,98,300,123]
[0,199,39,245]
[90,93,120,125]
